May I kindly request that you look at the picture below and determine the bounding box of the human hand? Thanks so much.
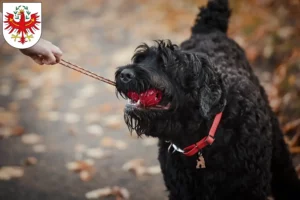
[20,38,62,65]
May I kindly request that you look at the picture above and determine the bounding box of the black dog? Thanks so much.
[115,0,300,199]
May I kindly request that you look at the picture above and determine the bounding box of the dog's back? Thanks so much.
[181,0,300,199]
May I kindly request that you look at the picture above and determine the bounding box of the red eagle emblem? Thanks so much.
[4,7,40,44]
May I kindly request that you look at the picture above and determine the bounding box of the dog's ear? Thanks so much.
[193,54,226,119]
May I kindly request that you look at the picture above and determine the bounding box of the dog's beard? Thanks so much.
[124,113,148,136]
[124,108,168,137]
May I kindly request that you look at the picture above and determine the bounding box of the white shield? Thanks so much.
[2,3,42,49]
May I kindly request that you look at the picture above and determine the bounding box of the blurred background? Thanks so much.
[0,0,299,199]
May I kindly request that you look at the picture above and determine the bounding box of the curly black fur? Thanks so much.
[114,0,300,199]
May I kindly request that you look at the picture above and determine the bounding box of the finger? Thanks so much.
[43,51,56,65]
[55,55,61,63]
[52,46,63,56]
[31,55,44,65]
[53,50,62,63]
[53,47,63,63]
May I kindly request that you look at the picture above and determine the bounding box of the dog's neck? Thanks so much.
[163,117,211,149]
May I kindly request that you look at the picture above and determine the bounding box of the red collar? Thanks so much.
[183,112,223,156]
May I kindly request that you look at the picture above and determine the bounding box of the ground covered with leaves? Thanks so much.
[0,0,299,199]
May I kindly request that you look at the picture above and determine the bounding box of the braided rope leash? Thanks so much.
[59,59,116,86]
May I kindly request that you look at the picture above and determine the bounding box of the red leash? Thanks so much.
[183,112,223,156]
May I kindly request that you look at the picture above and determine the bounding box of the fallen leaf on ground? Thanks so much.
[0,127,12,138]
[0,111,17,126]
[66,159,95,172]
[85,187,113,199]
[66,159,95,181]
[283,118,300,134]
[114,140,128,150]
[145,165,161,175]
[98,103,113,113]
[121,160,142,176]
[86,124,103,136]
[33,144,46,153]
[102,115,123,130]
[0,166,24,180]
[112,186,130,200]
[21,133,41,145]
[11,126,25,136]
[289,131,300,147]
[84,113,101,124]
[23,157,38,166]
[100,137,115,147]
[100,137,128,150]
[46,111,60,121]
[64,113,80,124]
[289,147,300,154]
[85,186,130,200]
[122,159,161,176]
[86,148,111,159]
[246,46,259,63]
[80,170,93,182]
[277,26,294,39]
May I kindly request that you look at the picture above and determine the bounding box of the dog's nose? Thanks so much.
[120,68,135,83]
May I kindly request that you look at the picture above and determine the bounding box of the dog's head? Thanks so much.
[115,40,226,140]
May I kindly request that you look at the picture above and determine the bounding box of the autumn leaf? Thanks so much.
[11,126,25,136]
[66,159,95,182]
[283,118,300,134]
[21,133,41,145]
[86,125,104,136]
[122,159,161,177]
[102,115,123,130]
[86,148,111,159]
[100,137,128,150]
[289,147,300,154]
[23,157,38,166]
[33,144,47,153]
[85,186,130,200]
[66,159,95,173]
[0,166,24,181]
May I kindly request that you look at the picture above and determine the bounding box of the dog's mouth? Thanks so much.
[125,88,171,110]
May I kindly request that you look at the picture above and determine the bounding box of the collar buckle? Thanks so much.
[205,135,215,145]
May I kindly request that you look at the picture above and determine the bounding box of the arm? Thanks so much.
[0,12,62,65]
[19,39,63,65]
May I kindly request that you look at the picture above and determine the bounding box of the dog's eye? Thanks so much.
[133,54,145,63]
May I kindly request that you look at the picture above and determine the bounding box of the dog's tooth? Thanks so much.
[137,100,140,105]
[130,117,133,128]
[133,119,135,129]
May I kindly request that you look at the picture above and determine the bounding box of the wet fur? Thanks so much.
[115,0,300,199]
